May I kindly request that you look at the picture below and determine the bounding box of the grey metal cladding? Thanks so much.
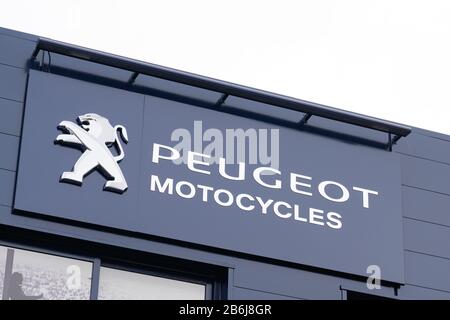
[0,64,27,102]
[0,27,38,42]
[405,251,450,292]
[0,33,36,69]
[402,185,450,226]
[0,98,23,136]
[233,259,341,299]
[0,204,12,216]
[0,133,19,171]
[413,126,450,142]
[397,284,450,300]
[395,132,450,165]
[0,169,15,207]
[401,154,450,195]
[403,218,450,260]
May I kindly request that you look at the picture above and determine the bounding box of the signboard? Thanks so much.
[14,70,405,282]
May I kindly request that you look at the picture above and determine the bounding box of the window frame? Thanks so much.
[0,239,222,300]
[97,261,212,300]
[0,239,97,300]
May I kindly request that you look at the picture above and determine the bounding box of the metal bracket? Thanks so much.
[215,93,229,107]
[128,72,139,84]
[37,50,51,72]
[387,133,401,151]
[31,45,41,59]
[46,51,52,72]
[392,134,401,145]
[298,113,312,126]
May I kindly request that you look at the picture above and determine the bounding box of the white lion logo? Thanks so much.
[55,113,129,193]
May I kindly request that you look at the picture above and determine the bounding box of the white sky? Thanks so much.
[1,0,450,135]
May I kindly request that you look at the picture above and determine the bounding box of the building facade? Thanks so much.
[1,26,450,300]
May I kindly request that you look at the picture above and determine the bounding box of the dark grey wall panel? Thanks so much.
[398,284,450,300]
[0,33,35,69]
[395,133,450,165]
[0,133,19,171]
[0,204,12,217]
[233,287,301,300]
[0,64,27,102]
[413,127,450,143]
[0,169,15,207]
[404,218,450,259]
[402,186,450,226]
[0,27,37,42]
[405,251,450,292]
[233,259,341,299]
[0,98,23,136]
[401,154,450,195]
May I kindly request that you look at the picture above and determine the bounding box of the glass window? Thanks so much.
[0,245,92,300]
[98,267,206,300]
